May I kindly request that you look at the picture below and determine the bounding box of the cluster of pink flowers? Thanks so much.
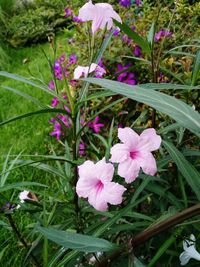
[76,127,161,211]
[60,2,162,212]
[155,29,173,42]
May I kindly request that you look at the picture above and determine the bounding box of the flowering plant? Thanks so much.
[0,1,200,266]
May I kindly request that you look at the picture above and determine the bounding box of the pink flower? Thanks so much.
[78,0,122,34]
[74,63,106,79]
[110,128,161,183]
[76,159,126,211]
[88,116,104,133]
[51,97,59,107]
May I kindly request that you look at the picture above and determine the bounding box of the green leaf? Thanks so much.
[134,257,147,267]
[37,226,117,252]
[0,108,70,127]
[147,21,155,48]
[84,78,200,136]
[0,71,58,97]
[1,85,46,108]
[191,50,200,86]
[163,141,200,200]
[139,83,200,90]
[114,20,151,55]
[0,182,47,192]
[147,234,176,267]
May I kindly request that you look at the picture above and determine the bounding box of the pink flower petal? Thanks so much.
[88,187,108,211]
[118,127,140,149]
[96,158,114,183]
[139,128,162,151]
[102,182,126,205]
[110,143,130,163]
[118,157,140,183]
[78,0,95,22]
[78,160,95,178]
[137,152,157,176]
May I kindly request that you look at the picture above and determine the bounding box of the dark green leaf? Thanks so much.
[37,226,117,252]
[84,78,200,136]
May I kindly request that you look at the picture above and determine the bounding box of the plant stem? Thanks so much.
[6,214,41,267]
[97,203,200,267]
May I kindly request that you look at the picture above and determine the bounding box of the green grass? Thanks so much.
[0,31,76,266]
[0,31,75,155]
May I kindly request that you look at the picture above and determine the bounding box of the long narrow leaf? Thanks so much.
[0,182,47,192]
[191,50,200,85]
[114,20,151,55]
[37,226,117,252]
[84,78,200,136]
[163,141,200,200]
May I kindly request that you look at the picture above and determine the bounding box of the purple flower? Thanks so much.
[64,7,72,18]
[116,64,137,85]
[53,61,63,80]
[51,97,59,107]
[69,54,77,65]
[49,118,56,124]
[119,0,131,7]
[50,123,62,140]
[135,0,142,6]
[48,80,55,90]
[79,141,85,156]
[57,114,71,128]
[73,15,82,23]
[88,116,104,133]
[95,65,106,78]
[133,45,142,57]
[155,29,173,42]
[58,54,66,63]
[113,27,120,36]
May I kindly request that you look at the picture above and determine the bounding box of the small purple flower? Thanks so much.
[122,34,132,45]
[49,118,56,124]
[155,29,173,42]
[51,97,59,107]
[70,79,77,86]
[64,7,72,18]
[2,202,15,211]
[73,15,82,23]
[88,116,104,133]
[48,80,55,90]
[79,141,85,156]
[58,54,66,63]
[57,114,71,128]
[64,105,71,113]
[69,54,77,65]
[53,61,63,80]
[50,123,62,140]
[119,0,131,7]
[95,65,106,78]
[113,27,120,36]
[135,0,142,6]
[133,45,142,57]
[116,64,137,85]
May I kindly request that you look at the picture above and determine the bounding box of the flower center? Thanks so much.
[130,151,139,159]
[95,180,104,193]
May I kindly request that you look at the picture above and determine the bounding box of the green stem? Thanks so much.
[6,214,41,267]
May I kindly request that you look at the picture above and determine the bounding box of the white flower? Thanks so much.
[73,63,106,79]
[180,234,200,265]
[19,190,31,203]
[78,0,121,34]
